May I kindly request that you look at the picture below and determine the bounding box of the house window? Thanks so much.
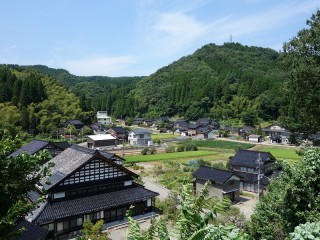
[147,198,152,207]
[240,167,246,172]
[53,192,65,199]
[57,222,63,232]
[124,180,132,186]
[46,223,54,231]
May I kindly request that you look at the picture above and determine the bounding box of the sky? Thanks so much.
[0,0,319,77]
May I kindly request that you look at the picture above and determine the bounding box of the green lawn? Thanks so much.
[258,146,300,162]
[125,150,217,162]
[194,140,254,150]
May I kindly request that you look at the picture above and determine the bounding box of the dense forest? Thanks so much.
[0,65,92,137]
[32,43,286,127]
[32,65,143,115]
[134,43,284,124]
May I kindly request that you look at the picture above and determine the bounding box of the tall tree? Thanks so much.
[0,132,52,239]
[281,10,320,136]
[248,148,320,239]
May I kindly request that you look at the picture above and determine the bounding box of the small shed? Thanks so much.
[248,134,262,143]
[87,134,116,148]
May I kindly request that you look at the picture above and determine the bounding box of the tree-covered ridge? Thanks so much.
[32,64,143,100]
[134,42,284,122]
[0,65,90,136]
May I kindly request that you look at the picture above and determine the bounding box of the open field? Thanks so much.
[194,140,254,150]
[253,145,300,162]
[151,133,176,140]
[125,150,232,163]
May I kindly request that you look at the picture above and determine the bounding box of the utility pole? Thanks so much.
[256,153,261,201]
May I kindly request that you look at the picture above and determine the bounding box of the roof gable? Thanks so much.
[193,165,238,184]
[40,145,133,190]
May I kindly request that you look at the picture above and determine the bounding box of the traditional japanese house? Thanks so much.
[187,124,200,137]
[230,149,277,193]
[61,120,85,130]
[106,127,128,144]
[27,145,159,239]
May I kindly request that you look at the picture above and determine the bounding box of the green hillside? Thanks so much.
[133,42,285,123]
[0,65,91,136]
[31,43,285,124]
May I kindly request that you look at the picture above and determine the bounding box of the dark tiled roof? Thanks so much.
[8,140,49,158]
[27,191,42,203]
[193,165,237,184]
[231,150,276,168]
[14,219,48,240]
[196,127,211,134]
[188,124,200,129]
[52,141,70,150]
[35,186,159,223]
[108,127,127,133]
[40,145,132,190]
[174,120,188,125]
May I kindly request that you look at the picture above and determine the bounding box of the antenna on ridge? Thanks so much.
[230,34,233,43]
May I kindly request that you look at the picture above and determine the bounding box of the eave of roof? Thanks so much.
[34,186,159,223]
[14,220,48,240]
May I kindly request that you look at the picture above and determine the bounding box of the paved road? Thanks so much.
[142,177,171,200]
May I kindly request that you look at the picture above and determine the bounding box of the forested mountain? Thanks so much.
[0,42,286,136]
[134,43,285,124]
[0,65,91,136]
[31,43,285,126]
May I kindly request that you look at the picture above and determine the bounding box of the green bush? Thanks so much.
[176,145,185,152]
[141,147,149,155]
[165,145,176,153]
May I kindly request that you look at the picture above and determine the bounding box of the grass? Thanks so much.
[152,133,176,140]
[194,140,254,150]
[257,146,300,162]
[125,150,218,163]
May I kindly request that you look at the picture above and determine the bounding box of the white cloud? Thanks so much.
[64,55,138,76]
[137,0,320,59]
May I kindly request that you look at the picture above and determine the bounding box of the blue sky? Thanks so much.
[0,0,319,77]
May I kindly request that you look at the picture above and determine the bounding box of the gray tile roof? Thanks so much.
[34,186,159,223]
[14,219,48,240]
[231,150,276,168]
[40,145,131,190]
[108,127,127,133]
[8,140,49,158]
[193,165,237,184]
